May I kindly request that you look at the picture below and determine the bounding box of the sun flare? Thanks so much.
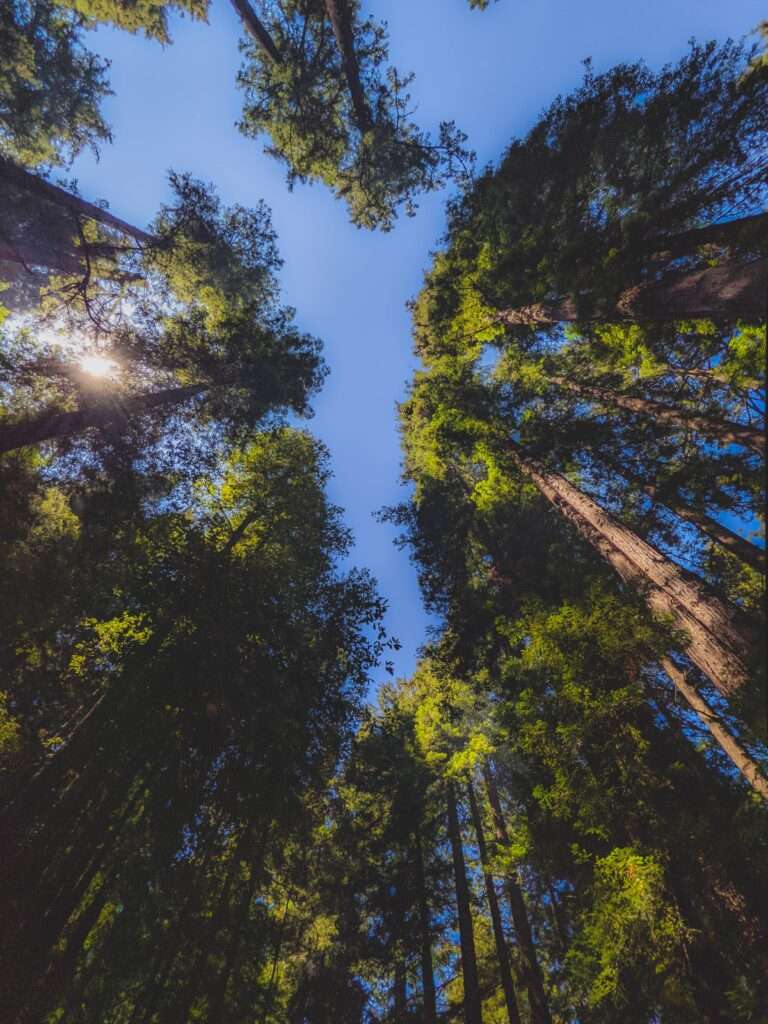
[80,354,118,378]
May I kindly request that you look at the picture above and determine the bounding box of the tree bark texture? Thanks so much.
[482,766,552,1024]
[660,658,768,802]
[229,0,283,62]
[323,0,374,132]
[612,464,766,573]
[499,258,767,325]
[446,780,483,1024]
[506,440,755,698]
[466,779,521,1024]
[551,376,765,456]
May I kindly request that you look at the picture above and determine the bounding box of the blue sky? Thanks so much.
[68,0,765,684]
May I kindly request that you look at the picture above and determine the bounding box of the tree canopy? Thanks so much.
[0,6,766,1024]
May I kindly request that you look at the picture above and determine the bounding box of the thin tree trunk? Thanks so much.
[641,365,763,392]
[413,827,438,1024]
[602,460,765,573]
[446,780,483,1024]
[499,258,767,325]
[393,958,407,1021]
[466,779,521,1024]
[551,376,764,456]
[506,440,755,698]
[323,0,374,132]
[229,0,282,62]
[0,383,209,454]
[0,157,155,244]
[660,658,768,801]
[206,853,261,1022]
[651,212,768,260]
[482,766,552,1024]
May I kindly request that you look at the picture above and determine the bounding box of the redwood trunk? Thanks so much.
[324,0,374,132]
[414,827,438,1024]
[446,780,483,1024]
[651,212,768,260]
[660,658,768,802]
[552,376,764,456]
[615,465,765,573]
[0,157,155,245]
[466,779,521,1024]
[482,766,552,1024]
[506,440,754,698]
[499,258,767,325]
[229,0,282,62]
[0,383,209,453]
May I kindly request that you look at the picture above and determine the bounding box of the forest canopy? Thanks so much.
[0,3,765,1023]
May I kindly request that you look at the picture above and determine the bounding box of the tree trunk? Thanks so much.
[650,212,768,260]
[0,157,155,245]
[660,658,768,801]
[604,462,766,573]
[323,0,374,132]
[206,852,261,1022]
[413,827,438,1024]
[482,766,552,1024]
[506,440,755,698]
[466,779,521,1024]
[0,383,209,454]
[551,376,764,456]
[446,780,483,1024]
[229,0,282,63]
[499,258,767,325]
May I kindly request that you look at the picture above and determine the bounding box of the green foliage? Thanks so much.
[566,847,689,1012]
[65,0,207,42]
[0,0,111,166]
[236,1,473,229]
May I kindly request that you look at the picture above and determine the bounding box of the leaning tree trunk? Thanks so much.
[0,157,155,245]
[0,382,210,454]
[550,376,765,456]
[650,212,768,261]
[446,780,483,1024]
[229,0,283,62]
[499,258,767,325]
[505,440,755,698]
[324,0,374,132]
[602,459,766,573]
[466,779,521,1024]
[482,766,552,1024]
[413,827,438,1024]
[660,658,768,802]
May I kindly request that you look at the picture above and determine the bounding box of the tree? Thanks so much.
[0,0,111,168]
[1,171,325,456]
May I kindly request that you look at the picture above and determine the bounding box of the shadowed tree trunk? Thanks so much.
[446,780,483,1024]
[550,376,764,456]
[499,258,767,325]
[660,658,768,801]
[413,827,438,1024]
[0,383,209,453]
[0,157,155,244]
[229,0,282,63]
[650,212,768,260]
[323,0,374,132]
[482,766,552,1024]
[466,779,521,1024]
[505,440,755,699]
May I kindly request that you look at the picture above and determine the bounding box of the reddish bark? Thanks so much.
[499,259,767,325]
[507,440,755,698]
